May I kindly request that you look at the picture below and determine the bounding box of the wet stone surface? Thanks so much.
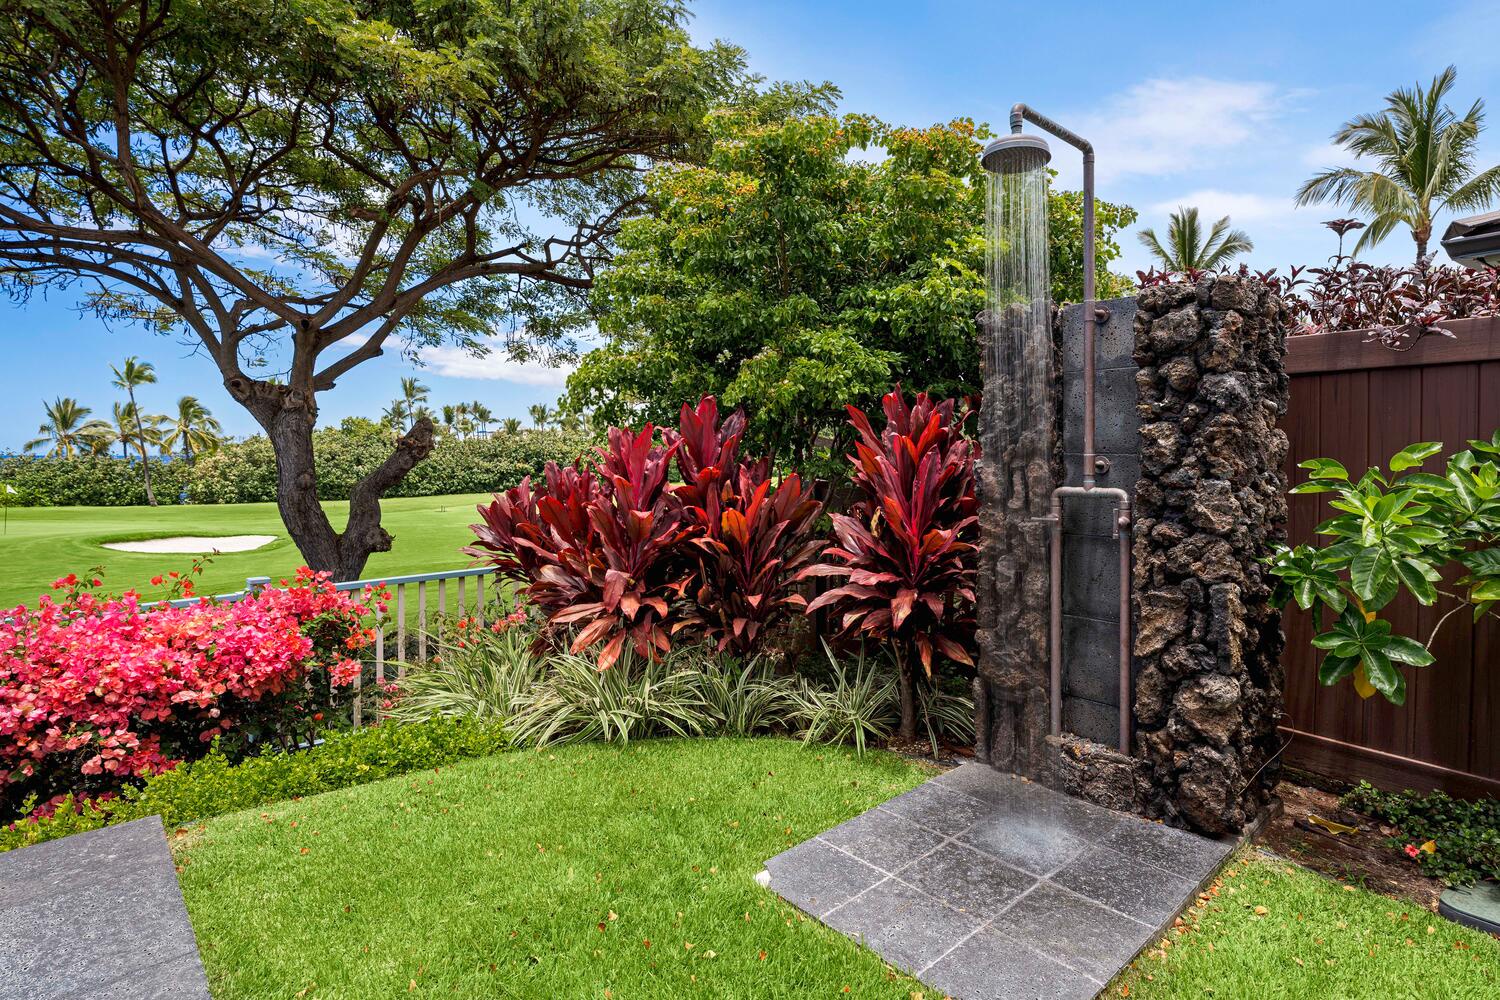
[0,816,211,1000]
[763,764,1234,999]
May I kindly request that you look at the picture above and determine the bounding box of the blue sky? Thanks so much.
[4,0,1499,449]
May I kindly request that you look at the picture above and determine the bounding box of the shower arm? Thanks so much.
[1009,104,1103,488]
[1009,105,1134,755]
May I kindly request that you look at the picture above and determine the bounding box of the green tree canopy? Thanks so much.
[564,98,1135,467]
[0,0,743,577]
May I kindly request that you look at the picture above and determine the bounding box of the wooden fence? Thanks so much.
[1280,315,1500,797]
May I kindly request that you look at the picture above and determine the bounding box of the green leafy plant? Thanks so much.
[788,644,899,756]
[1,718,508,853]
[1270,432,1500,704]
[384,622,546,725]
[692,655,801,737]
[1342,781,1500,886]
[505,645,711,748]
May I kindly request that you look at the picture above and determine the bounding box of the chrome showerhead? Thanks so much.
[980,133,1051,174]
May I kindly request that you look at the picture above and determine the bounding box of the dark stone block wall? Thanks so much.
[1058,297,1139,744]
[1128,275,1290,834]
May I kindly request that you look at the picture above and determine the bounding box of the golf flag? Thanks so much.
[2,485,15,494]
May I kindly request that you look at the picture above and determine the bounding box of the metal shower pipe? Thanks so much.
[1006,105,1135,754]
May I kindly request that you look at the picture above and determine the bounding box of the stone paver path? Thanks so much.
[0,816,211,1000]
[763,763,1233,999]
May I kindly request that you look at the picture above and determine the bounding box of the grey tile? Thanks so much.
[1062,535,1125,623]
[0,815,166,910]
[824,878,983,975]
[1064,366,1140,455]
[1063,695,1121,747]
[921,925,1103,1000]
[877,780,994,838]
[1060,297,1139,374]
[931,762,1048,806]
[1063,615,1124,706]
[0,817,211,1000]
[764,837,884,918]
[1099,815,1234,879]
[816,808,946,876]
[960,812,1089,877]
[895,841,1035,918]
[990,881,1152,983]
[1050,845,1197,926]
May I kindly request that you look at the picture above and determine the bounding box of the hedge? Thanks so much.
[0,717,509,852]
[1,427,592,506]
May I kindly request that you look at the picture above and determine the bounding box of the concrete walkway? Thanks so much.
[764,763,1233,999]
[0,816,211,1000]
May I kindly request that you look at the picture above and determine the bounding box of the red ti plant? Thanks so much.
[667,398,824,655]
[466,426,690,669]
[800,387,979,741]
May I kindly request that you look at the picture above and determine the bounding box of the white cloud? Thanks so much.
[1147,189,1294,225]
[421,342,575,386]
[1065,78,1285,184]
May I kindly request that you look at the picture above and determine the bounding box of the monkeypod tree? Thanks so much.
[800,388,979,742]
[0,0,742,579]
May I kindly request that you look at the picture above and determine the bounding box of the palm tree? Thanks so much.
[558,411,582,434]
[399,377,430,431]
[1297,66,1500,261]
[454,401,472,440]
[500,417,522,435]
[25,397,105,459]
[440,404,457,437]
[110,401,137,458]
[1137,207,1254,271]
[382,399,409,438]
[164,396,223,462]
[471,402,494,437]
[110,356,160,505]
[527,403,551,430]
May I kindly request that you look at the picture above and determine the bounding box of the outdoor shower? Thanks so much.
[981,105,1134,754]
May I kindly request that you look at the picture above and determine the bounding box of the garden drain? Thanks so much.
[1439,881,1500,936]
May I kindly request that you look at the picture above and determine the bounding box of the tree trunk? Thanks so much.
[233,378,434,581]
[897,654,917,743]
[136,440,157,506]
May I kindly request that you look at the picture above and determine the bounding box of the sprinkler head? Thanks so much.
[980,134,1051,174]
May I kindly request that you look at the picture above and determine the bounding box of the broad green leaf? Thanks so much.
[1317,653,1358,686]
[1388,442,1443,472]
[1458,548,1500,576]
[1394,558,1437,605]
[1349,547,1387,601]
[1384,636,1434,666]
[1298,458,1349,481]
[1358,647,1404,704]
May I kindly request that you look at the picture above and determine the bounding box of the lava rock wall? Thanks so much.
[1128,275,1290,834]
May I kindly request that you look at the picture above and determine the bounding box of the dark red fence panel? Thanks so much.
[1279,316,1500,797]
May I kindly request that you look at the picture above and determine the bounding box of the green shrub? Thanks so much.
[789,644,899,755]
[694,656,801,737]
[1341,781,1500,886]
[384,624,546,724]
[1,427,591,506]
[0,717,507,852]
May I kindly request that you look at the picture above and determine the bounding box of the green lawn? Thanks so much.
[174,738,932,999]
[0,494,492,609]
[1111,849,1500,999]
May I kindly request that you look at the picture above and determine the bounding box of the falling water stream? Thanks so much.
[976,141,1057,772]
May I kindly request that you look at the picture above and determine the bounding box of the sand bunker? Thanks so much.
[102,535,278,554]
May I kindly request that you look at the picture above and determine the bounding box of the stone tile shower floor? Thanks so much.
[762,763,1234,1000]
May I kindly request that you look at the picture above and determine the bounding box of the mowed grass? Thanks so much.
[0,493,494,609]
[174,739,932,999]
[1112,849,1500,999]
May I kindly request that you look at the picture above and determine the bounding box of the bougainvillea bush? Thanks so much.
[800,387,980,741]
[465,397,824,666]
[0,568,382,820]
